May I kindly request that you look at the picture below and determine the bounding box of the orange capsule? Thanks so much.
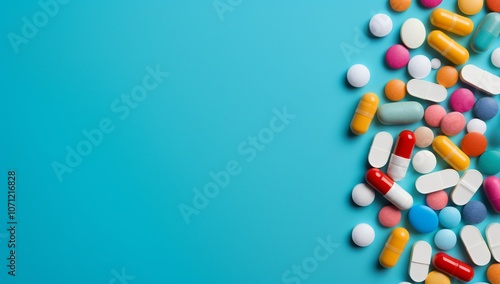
[379,227,410,268]
[427,30,469,65]
[433,136,470,171]
[430,8,474,36]
[350,93,379,135]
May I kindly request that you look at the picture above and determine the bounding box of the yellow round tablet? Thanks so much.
[384,79,406,101]
[436,66,458,88]
[425,271,450,284]
[458,0,483,15]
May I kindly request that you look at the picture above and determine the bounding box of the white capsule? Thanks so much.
[451,170,483,206]
[409,241,432,282]
[416,169,460,194]
[460,225,491,266]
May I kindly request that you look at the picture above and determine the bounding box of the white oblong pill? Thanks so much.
[368,131,394,168]
[460,64,500,95]
[408,56,432,79]
[352,183,376,207]
[352,223,375,247]
[416,169,460,194]
[486,223,500,262]
[460,225,491,266]
[409,240,432,282]
[407,79,447,102]
[451,170,483,206]
[370,13,393,37]
[412,150,437,174]
[401,18,426,49]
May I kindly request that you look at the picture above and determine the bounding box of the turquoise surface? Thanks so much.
[2,1,500,283]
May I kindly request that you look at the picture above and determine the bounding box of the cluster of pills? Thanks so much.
[347,0,500,283]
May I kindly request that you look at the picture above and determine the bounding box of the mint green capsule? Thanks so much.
[377,102,424,125]
[471,12,500,53]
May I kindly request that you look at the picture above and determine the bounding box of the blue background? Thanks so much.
[1,1,500,283]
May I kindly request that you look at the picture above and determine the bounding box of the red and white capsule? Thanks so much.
[365,168,414,210]
[388,130,416,181]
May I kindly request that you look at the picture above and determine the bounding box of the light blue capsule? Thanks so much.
[377,102,424,125]
[471,12,500,53]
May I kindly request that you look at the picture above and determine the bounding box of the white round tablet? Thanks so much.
[412,150,437,174]
[352,183,376,206]
[467,118,487,134]
[352,223,375,247]
[369,13,393,37]
[347,64,370,87]
[401,18,426,49]
[408,55,431,79]
[431,58,441,69]
[492,47,500,68]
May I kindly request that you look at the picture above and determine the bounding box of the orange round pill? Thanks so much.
[436,66,459,88]
[487,0,500,12]
[487,263,500,284]
[390,0,412,12]
[461,132,488,157]
[385,79,406,101]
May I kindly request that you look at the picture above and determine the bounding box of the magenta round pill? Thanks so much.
[424,104,447,127]
[386,44,410,69]
[450,88,475,112]
[426,190,448,210]
[441,112,466,136]
[378,205,401,227]
[420,0,443,8]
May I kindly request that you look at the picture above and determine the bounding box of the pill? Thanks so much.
[479,150,500,175]
[451,170,483,206]
[385,79,406,101]
[471,12,500,53]
[467,118,487,134]
[352,223,375,247]
[484,176,500,213]
[377,102,424,125]
[409,241,432,282]
[368,131,393,168]
[409,205,438,234]
[434,229,457,251]
[414,126,434,148]
[431,58,441,69]
[390,0,412,11]
[369,13,392,37]
[416,169,460,194]
[430,8,474,36]
[492,47,500,67]
[427,30,469,65]
[388,130,415,181]
[407,79,447,102]
[350,93,379,135]
[378,205,401,227]
[412,150,437,174]
[420,0,442,8]
[351,183,376,207]
[426,190,448,210]
[462,200,487,224]
[460,225,491,266]
[408,55,432,79]
[424,105,446,127]
[461,132,487,157]
[458,0,484,15]
[365,168,413,210]
[379,227,410,268]
[460,64,500,95]
[487,263,500,284]
[401,18,426,49]
[347,64,370,87]
[474,97,499,120]
[449,88,474,112]
[425,271,450,284]
[487,0,500,12]
[432,136,470,171]
[440,112,466,136]
[485,223,500,262]
[439,206,461,228]
[386,44,411,69]
[436,66,459,88]
[432,252,474,282]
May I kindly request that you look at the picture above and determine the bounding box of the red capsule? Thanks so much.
[388,130,416,181]
[432,252,474,282]
[365,168,413,210]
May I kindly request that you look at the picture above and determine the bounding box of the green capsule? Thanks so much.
[471,12,500,53]
[377,102,424,125]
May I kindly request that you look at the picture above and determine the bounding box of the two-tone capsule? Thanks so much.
[379,227,410,268]
[428,30,469,65]
[350,93,379,135]
[432,136,470,171]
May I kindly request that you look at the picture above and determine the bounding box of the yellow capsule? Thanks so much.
[427,30,469,65]
[430,8,474,36]
[425,271,451,284]
[350,93,379,135]
[379,227,410,268]
[432,135,470,171]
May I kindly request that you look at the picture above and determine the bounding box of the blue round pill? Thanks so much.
[409,205,438,234]
[434,229,457,251]
[462,200,487,224]
[474,97,499,120]
[439,206,461,228]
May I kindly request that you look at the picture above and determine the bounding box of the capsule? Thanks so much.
[377,102,424,125]
[350,93,379,135]
[432,136,470,171]
[427,30,469,65]
[365,168,413,210]
[484,176,500,213]
[432,252,474,282]
[387,130,415,181]
[430,8,474,36]
[379,227,410,268]
[471,12,500,53]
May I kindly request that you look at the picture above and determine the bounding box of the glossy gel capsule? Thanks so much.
[350,93,379,135]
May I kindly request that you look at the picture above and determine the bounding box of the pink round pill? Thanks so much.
[378,205,402,227]
[420,0,443,8]
[450,88,475,112]
[386,44,410,69]
[441,112,466,136]
[424,104,447,127]
[426,190,448,210]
